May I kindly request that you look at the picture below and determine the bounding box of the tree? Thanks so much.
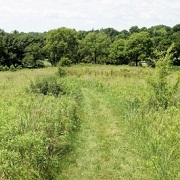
[116,30,129,40]
[44,27,78,65]
[129,26,140,34]
[172,24,180,33]
[170,29,180,65]
[108,39,127,65]
[22,53,35,67]
[148,25,172,37]
[126,32,153,66]
[100,28,119,42]
[0,30,6,66]
[78,32,111,64]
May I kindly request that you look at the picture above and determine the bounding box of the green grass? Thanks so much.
[59,65,180,179]
[0,68,81,179]
[0,65,179,179]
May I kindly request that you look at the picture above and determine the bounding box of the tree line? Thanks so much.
[0,24,180,69]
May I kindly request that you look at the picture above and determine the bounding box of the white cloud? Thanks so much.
[0,0,179,32]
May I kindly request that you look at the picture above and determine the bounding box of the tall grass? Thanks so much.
[62,62,179,179]
[0,63,179,179]
[0,69,81,179]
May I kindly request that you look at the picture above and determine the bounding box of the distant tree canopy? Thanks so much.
[44,27,78,65]
[0,24,180,68]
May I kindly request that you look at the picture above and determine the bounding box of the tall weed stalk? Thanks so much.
[130,44,180,179]
[147,43,180,109]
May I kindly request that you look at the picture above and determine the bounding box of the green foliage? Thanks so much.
[0,25,180,68]
[44,27,78,65]
[30,76,64,96]
[36,60,45,68]
[126,32,153,66]
[3,65,9,71]
[0,65,3,71]
[22,53,35,68]
[147,44,180,109]
[100,27,119,41]
[0,66,179,179]
[9,65,16,71]
[129,25,140,34]
[108,39,127,64]
[57,67,67,77]
[0,70,81,179]
[78,32,111,64]
[59,64,180,180]
[58,57,72,67]
[43,60,52,67]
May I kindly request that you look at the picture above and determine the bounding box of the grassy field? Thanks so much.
[0,65,180,179]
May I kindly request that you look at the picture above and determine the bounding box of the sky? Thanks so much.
[0,0,180,33]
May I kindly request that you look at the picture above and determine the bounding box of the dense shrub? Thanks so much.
[0,72,81,179]
[30,76,65,96]
[43,60,52,67]
[58,57,72,67]
[147,44,180,109]
[9,65,16,72]
[3,65,9,71]
[57,67,67,77]
[36,60,45,68]
[0,65,3,71]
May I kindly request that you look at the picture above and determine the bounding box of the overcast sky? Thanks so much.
[0,0,179,32]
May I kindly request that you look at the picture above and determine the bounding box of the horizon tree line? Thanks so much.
[0,24,180,69]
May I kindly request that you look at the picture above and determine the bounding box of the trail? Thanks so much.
[59,88,144,180]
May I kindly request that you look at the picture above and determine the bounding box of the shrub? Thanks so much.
[57,67,67,77]
[16,65,22,70]
[58,57,72,67]
[147,43,180,109]
[0,65,3,71]
[36,60,45,68]
[22,53,35,68]
[3,65,9,71]
[44,60,52,67]
[9,65,16,72]
[128,61,136,66]
[30,76,65,96]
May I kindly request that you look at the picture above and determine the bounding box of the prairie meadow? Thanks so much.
[0,64,180,179]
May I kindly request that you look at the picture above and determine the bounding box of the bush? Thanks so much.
[128,61,136,66]
[58,57,72,67]
[9,65,16,72]
[0,65,3,71]
[147,44,180,109]
[3,65,9,71]
[16,65,22,70]
[30,76,65,97]
[57,67,67,77]
[43,60,52,67]
[22,53,35,68]
[36,60,45,68]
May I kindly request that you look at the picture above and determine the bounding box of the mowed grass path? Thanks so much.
[59,87,147,180]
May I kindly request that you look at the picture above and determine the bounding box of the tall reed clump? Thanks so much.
[129,44,180,179]
[0,74,81,179]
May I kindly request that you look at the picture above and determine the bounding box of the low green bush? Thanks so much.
[30,76,64,96]
[0,65,3,71]
[3,65,9,71]
[58,57,72,67]
[9,65,16,72]
[57,67,67,77]
[36,60,45,68]
[0,72,81,179]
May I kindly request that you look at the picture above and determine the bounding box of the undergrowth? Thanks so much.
[0,72,81,179]
[0,57,179,179]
